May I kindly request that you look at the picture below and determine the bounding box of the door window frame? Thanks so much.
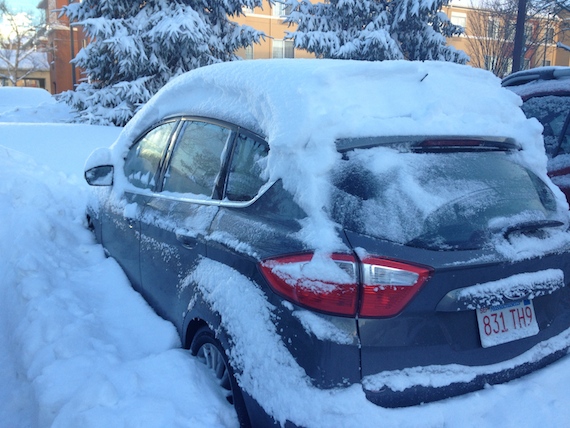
[125,116,273,207]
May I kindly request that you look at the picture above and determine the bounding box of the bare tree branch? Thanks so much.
[0,2,49,85]
[465,0,566,77]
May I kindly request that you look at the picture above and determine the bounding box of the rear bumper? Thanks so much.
[362,326,570,407]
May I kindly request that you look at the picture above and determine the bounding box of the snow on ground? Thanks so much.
[2,84,570,427]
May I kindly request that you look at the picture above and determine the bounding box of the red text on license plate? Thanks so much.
[476,300,539,348]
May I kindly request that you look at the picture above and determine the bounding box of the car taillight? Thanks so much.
[359,257,431,317]
[260,254,432,318]
[260,254,359,316]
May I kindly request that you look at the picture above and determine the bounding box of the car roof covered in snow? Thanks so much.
[113,59,539,156]
[502,66,570,99]
[102,59,562,255]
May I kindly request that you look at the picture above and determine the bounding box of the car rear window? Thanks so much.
[330,146,558,250]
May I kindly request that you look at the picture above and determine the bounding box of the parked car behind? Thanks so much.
[503,66,570,203]
[85,59,570,427]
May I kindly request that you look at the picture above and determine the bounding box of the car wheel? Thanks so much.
[190,326,251,428]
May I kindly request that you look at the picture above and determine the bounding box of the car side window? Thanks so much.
[522,95,570,157]
[124,121,177,189]
[225,133,269,201]
[162,121,231,197]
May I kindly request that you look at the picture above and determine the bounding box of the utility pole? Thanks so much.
[68,0,76,88]
[512,0,527,72]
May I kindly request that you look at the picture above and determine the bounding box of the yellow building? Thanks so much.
[233,1,315,59]
[0,50,50,89]
[443,0,570,76]
[235,0,570,78]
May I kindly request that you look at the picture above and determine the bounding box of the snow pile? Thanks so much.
[0,87,72,123]
[0,146,238,428]
[0,87,52,111]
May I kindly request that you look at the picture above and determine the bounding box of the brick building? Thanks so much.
[37,0,85,94]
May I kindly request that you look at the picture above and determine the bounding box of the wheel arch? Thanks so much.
[184,318,209,350]
[181,292,225,350]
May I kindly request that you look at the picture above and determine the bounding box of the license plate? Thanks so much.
[476,300,539,348]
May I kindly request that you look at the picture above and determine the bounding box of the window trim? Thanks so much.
[125,115,272,207]
[222,127,270,202]
[124,118,180,191]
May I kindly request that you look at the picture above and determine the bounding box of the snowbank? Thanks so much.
[0,146,238,428]
[0,123,121,180]
[0,87,72,122]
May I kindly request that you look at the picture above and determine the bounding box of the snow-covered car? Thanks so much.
[502,66,570,203]
[84,59,570,427]
[0,86,52,114]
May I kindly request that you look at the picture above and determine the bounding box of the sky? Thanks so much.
[3,0,42,19]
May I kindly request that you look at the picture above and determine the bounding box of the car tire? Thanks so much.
[190,326,251,428]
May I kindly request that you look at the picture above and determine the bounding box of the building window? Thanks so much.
[484,56,512,76]
[273,39,294,58]
[523,58,531,70]
[450,12,467,30]
[484,55,495,71]
[524,24,534,41]
[245,45,254,60]
[487,19,500,39]
[506,22,516,42]
[272,1,292,17]
[545,27,554,44]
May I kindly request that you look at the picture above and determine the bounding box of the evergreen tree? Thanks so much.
[60,0,265,126]
[285,0,467,63]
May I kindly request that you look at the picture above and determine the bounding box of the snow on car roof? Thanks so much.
[118,59,537,148]
[506,77,570,99]
[108,59,557,254]
[114,59,545,173]
[0,87,54,113]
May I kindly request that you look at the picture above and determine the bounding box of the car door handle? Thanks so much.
[175,233,197,250]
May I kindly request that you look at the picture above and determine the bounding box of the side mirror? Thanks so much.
[84,147,114,186]
[85,165,114,186]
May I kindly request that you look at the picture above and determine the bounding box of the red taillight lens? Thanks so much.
[359,257,432,317]
[260,253,359,316]
[260,254,432,318]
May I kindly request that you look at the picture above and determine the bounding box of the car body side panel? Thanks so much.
[100,191,149,289]
[139,197,218,333]
[204,205,363,388]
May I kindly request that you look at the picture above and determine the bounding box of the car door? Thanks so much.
[101,120,178,290]
[139,118,234,328]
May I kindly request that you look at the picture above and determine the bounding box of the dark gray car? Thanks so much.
[85,60,570,427]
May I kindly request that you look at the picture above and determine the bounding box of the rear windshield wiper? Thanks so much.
[501,220,565,239]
